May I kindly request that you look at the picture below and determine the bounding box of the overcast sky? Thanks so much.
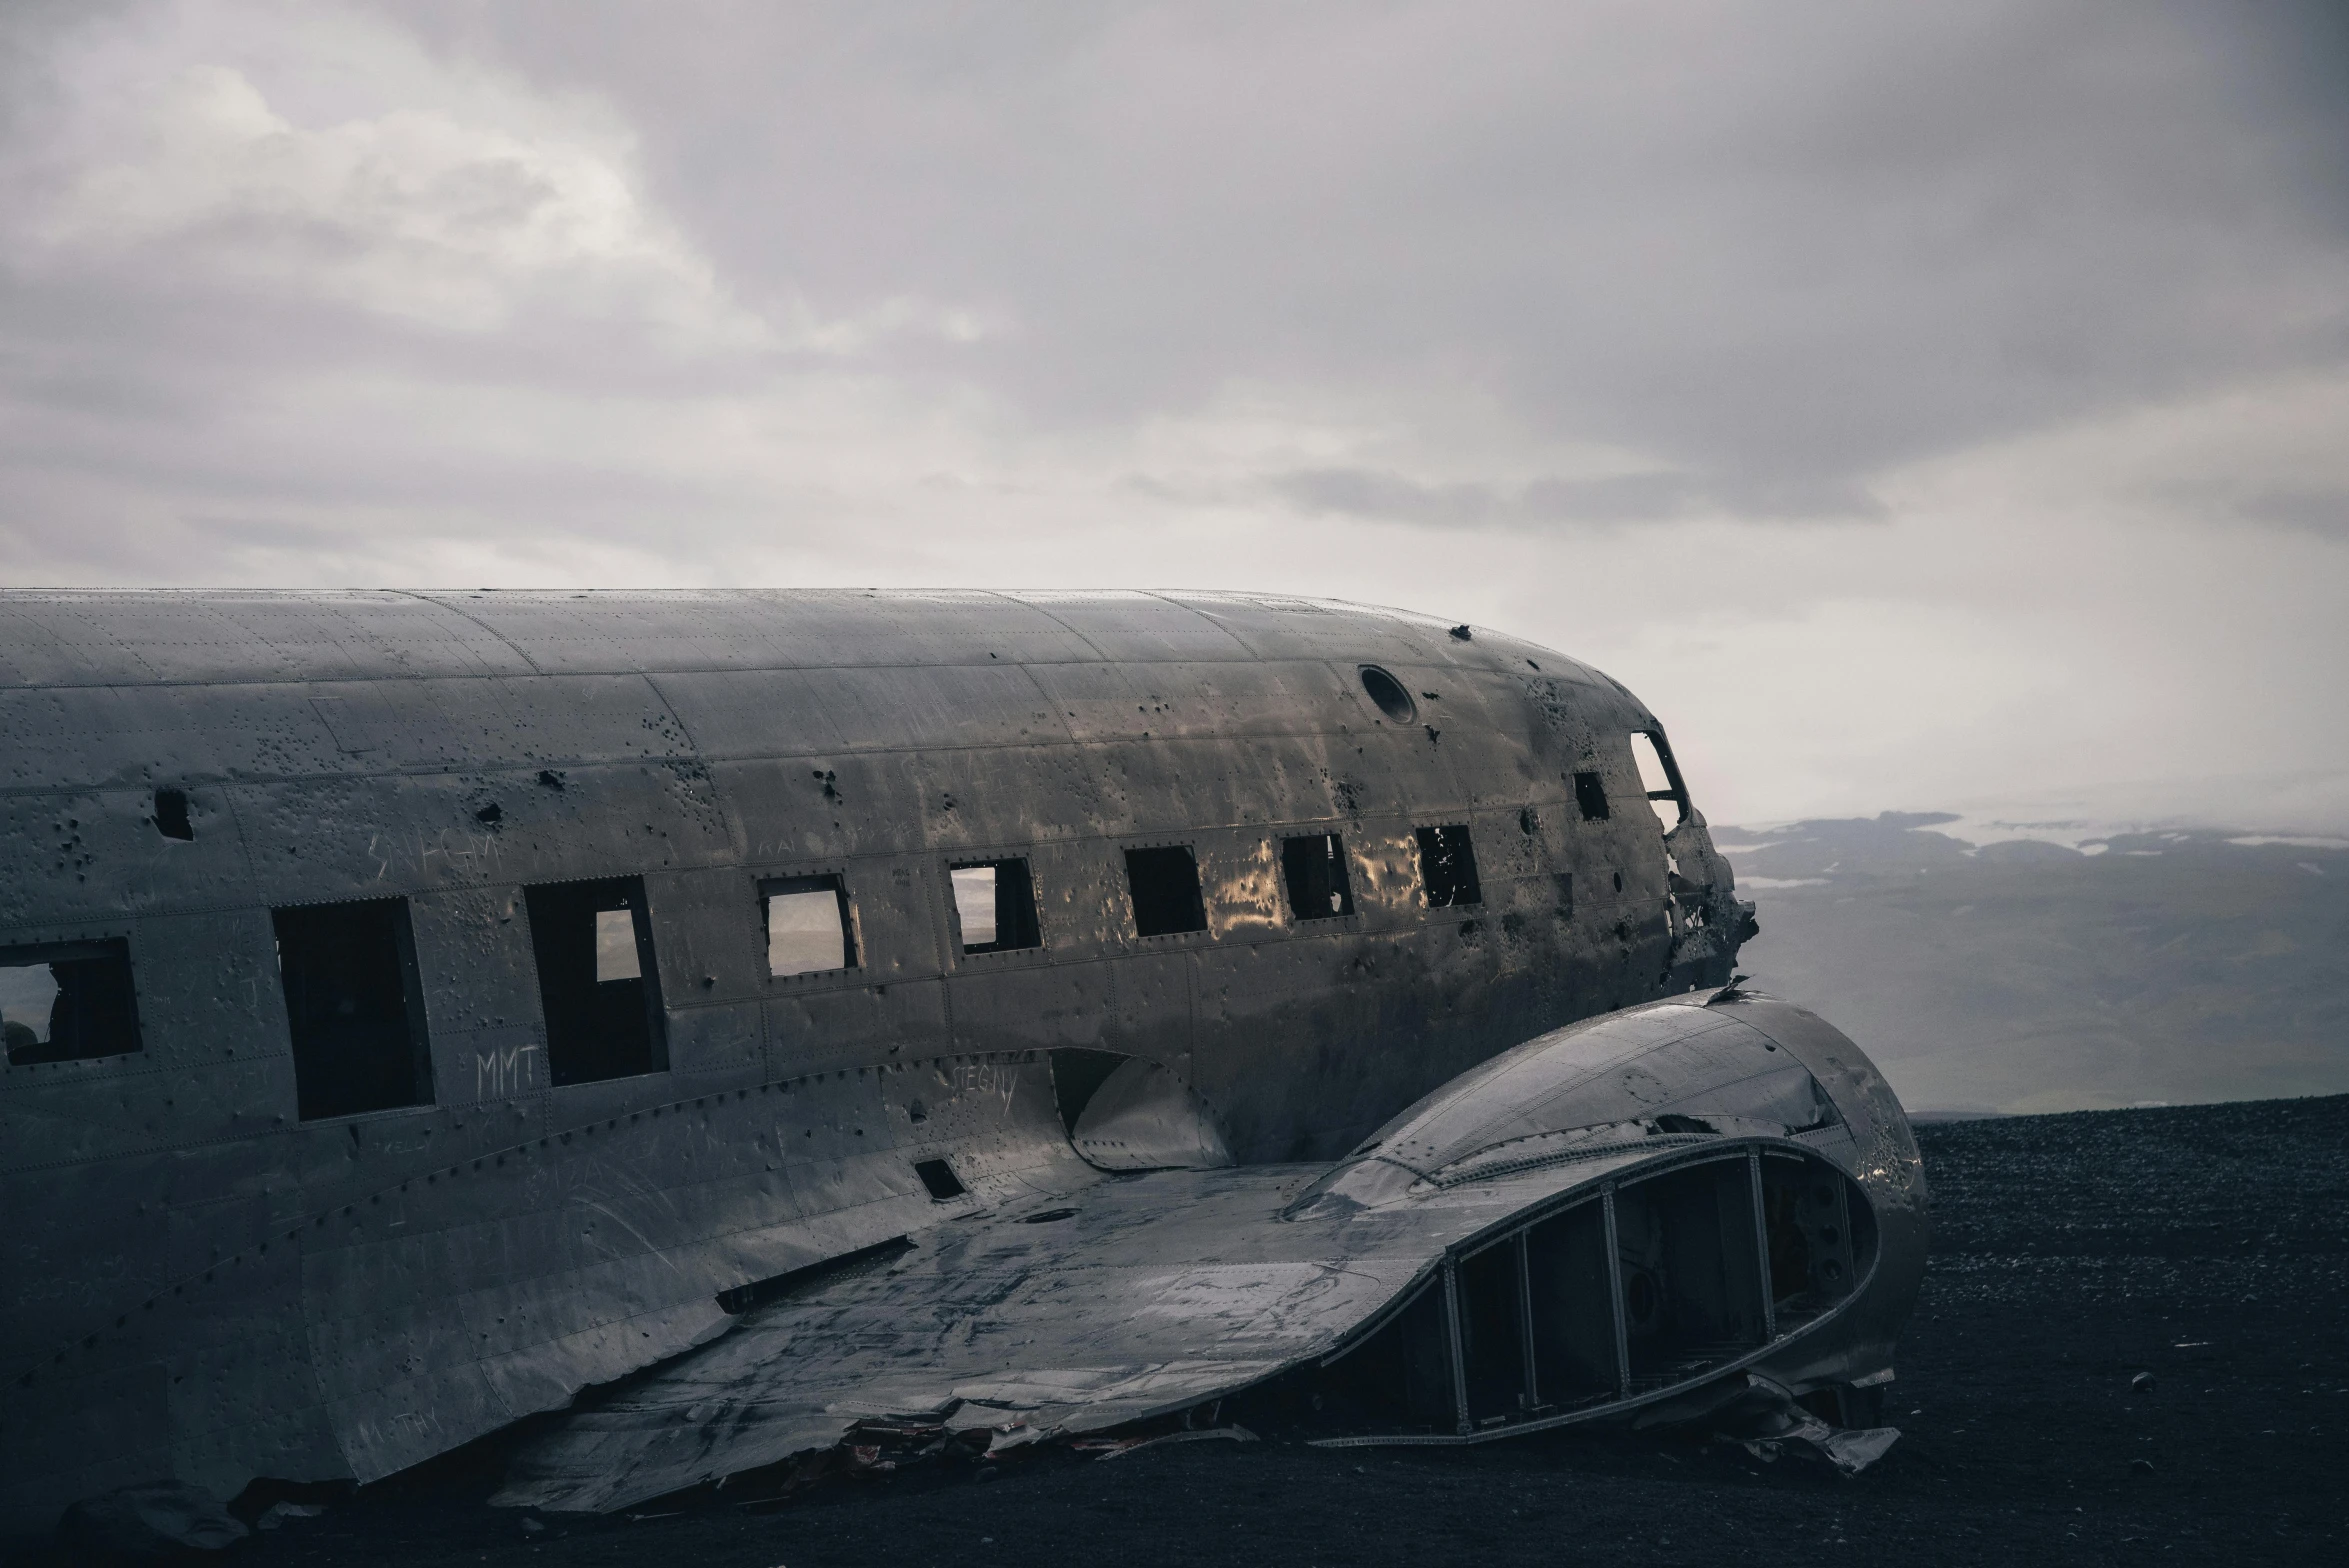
[2,0,2344,830]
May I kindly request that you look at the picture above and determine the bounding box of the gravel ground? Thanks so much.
[26,1093,2349,1567]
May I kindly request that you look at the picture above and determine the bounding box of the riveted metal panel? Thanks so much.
[413,589,1100,673]
[666,1002,763,1084]
[638,868,764,1006]
[637,667,853,758]
[668,664,1071,756]
[407,887,547,1108]
[292,674,701,772]
[0,685,334,792]
[408,887,540,1035]
[903,745,1118,851]
[833,856,948,985]
[1000,591,1258,663]
[121,904,290,1070]
[0,1148,173,1347]
[717,753,927,866]
[765,978,952,1077]
[1021,659,1359,743]
[0,591,534,690]
[0,1055,295,1174]
[945,958,1118,1055]
[228,762,735,905]
[1150,591,1468,662]
[0,788,259,925]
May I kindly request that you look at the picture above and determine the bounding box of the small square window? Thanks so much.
[1280,833,1355,920]
[274,900,431,1119]
[2,940,141,1066]
[1415,825,1483,908]
[950,859,1041,954]
[763,874,857,977]
[914,1157,966,1200]
[526,878,667,1086]
[153,787,194,841]
[1573,771,1610,821]
[1124,845,1207,937]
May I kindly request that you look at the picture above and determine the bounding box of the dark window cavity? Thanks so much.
[1281,833,1355,920]
[1415,825,1483,908]
[1124,845,1208,937]
[273,901,431,1119]
[526,877,667,1086]
[914,1157,967,1200]
[950,859,1041,954]
[1630,731,1689,833]
[1359,665,1416,725]
[762,873,857,977]
[2,940,141,1066]
[1573,771,1610,821]
[153,788,194,841]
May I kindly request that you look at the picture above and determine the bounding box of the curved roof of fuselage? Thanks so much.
[0,589,1647,773]
[0,589,1617,688]
[0,589,1662,950]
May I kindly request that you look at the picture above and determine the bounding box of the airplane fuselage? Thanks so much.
[0,590,1760,1527]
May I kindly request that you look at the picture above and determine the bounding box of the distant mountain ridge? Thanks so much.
[1716,813,2349,1114]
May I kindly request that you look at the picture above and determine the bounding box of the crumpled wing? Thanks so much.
[497,993,1924,1514]
[495,1165,1442,1512]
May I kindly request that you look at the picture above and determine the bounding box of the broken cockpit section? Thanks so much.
[1621,728,1757,986]
[1266,1142,1876,1444]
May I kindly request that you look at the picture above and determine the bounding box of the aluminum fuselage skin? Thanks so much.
[2,589,1766,1524]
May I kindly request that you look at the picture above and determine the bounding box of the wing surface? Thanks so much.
[499,994,1924,1514]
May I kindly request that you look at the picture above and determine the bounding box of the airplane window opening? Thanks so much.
[950,859,1041,955]
[1359,666,1416,725]
[2,940,142,1066]
[1630,732,1687,833]
[1415,825,1483,908]
[1573,772,1610,821]
[762,873,858,976]
[914,1158,966,1201]
[153,788,194,841]
[594,909,640,981]
[526,878,667,1086]
[273,901,430,1119]
[1125,845,1208,936]
[1616,1161,1772,1379]
[1281,833,1355,920]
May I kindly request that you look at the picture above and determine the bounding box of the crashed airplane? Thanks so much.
[0,589,1924,1529]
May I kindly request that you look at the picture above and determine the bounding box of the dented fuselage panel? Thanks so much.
[0,590,1916,1532]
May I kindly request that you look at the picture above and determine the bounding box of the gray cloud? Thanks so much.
[0,1,2345,825]
[1264,467,1889,529]
[378,0,2349,491]
[9,0,2348,525]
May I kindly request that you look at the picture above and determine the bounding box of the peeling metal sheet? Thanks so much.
[498,1166,1483,1511]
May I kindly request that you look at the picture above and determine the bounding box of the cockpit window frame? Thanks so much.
[1631,728,1693,834]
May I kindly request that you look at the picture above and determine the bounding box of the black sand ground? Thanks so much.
[44,1094,2349,1566]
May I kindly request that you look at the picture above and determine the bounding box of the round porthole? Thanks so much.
[1359,665,1416,724]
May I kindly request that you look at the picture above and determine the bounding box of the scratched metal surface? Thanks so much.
[0,590,1768,1530]
[498,993,1924,1514]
